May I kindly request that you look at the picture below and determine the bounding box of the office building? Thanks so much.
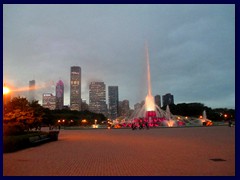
[56,80,64,110]
[29,80,35,102]
[108,86,119,120]
[89,82,107,116]
[162,93,174,107]
[118,100,130,117]
[42,93,56,110]
[155,95,161,108]
[70,66,81,111]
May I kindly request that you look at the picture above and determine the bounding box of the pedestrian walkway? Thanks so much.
[3,126,235,176]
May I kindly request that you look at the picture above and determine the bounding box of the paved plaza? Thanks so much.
[3,126,235,176]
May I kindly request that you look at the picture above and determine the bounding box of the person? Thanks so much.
[145,122,149,130]
[131,123,136,130]
[58,125,61,130]
[228,119,232,127]
[139,121,143,130]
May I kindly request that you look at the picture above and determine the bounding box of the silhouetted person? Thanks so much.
[145,122,149,130]
[131,123,136,130]
[139,121,143,130]
[228,119,232,127]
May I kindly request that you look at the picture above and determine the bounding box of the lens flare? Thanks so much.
[3,87,10,94]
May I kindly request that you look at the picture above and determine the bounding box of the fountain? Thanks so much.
[161,105,178,127]
[105,43,214,129]
[122,44,186,128]
[190,110,213,126]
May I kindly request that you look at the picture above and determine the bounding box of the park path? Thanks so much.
[3,126,235,176]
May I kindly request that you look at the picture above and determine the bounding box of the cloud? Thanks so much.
[3,4,235,109]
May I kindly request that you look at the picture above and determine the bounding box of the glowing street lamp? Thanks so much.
[81,119,87,127]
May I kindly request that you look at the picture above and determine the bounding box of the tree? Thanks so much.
[3,97,44,134]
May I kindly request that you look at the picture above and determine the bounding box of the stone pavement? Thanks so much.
[3,126,235,176]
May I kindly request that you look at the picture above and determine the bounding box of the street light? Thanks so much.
[95,119,97,125]
[81,119,87,127]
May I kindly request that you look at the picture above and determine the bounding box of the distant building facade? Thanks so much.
[118,100,130,117]
[70,66,81,111]
[29,80,36,102]
[155,95,161,108]
[108,86,119,120]
[89,82,107,116]
[42,93,56,110]
[162,93,174,107]
[134,102,142,111]
[81,100,89,111]
[56,80,64,110]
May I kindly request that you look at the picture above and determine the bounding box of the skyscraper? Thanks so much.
[29,80,35,102]
[56,80,64,110]
[89,82,107,116]
[134,102,142,111]
[155,95,161,108]
[118,100,130,117]
[162,93,174,107]
[70,66,81,111]
[108,86,119,120]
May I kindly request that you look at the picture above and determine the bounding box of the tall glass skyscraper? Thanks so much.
[29,80,35,102]
[89,82,107,116]
[154,94,161,108]
[56,80,64,110]
[70,66,81,111]
[108,86,119,120]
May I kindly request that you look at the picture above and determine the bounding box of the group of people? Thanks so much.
[131,121,149,130]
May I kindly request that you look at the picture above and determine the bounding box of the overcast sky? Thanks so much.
[3,4,235,109]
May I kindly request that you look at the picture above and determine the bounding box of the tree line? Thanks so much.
[3,97,235,135]
[3,97,106,135]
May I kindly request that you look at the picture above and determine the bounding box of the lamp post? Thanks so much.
[81,119,87,127]
[95,119,97,125]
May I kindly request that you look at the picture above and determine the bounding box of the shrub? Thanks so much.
[3,124,25,136]
[3,134,30,153]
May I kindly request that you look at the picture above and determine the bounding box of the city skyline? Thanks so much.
[3,4,235,109]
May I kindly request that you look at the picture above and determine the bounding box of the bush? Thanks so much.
[3,124,25,136]
[3,131,59,153]
[3,134,31,153]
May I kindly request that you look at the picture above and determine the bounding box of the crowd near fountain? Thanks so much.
[110,44,212,129]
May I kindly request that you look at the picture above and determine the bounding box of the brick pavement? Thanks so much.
[3,126,235,176]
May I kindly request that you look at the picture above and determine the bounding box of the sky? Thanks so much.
[3,4,235,109]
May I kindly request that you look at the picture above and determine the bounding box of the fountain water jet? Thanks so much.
[117,44,187,128]
[126,44,180,128]
[145,43,155,112]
